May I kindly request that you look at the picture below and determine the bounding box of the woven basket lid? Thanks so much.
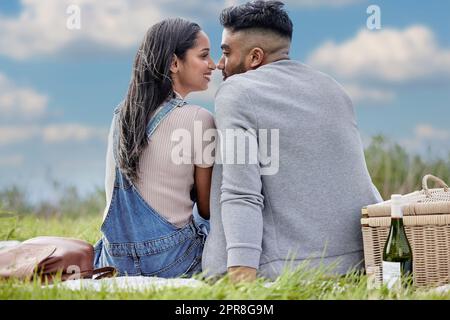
[366,175,450,217]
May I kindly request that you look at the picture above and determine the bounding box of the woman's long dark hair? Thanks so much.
[117,18,201,184]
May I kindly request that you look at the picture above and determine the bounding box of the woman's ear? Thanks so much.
[170,54,179,74]
[249,47,265,68]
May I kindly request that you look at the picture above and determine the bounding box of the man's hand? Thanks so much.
[228,266,257,283]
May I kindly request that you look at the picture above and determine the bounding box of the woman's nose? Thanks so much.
[209,58,216,70]
[217,56,224,70]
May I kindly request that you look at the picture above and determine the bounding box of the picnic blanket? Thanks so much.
[0,240,21,251]
[46,276,205,292]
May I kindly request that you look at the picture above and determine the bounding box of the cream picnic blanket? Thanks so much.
[46,276,205,292]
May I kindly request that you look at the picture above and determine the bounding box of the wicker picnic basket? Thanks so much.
[361,174,450,288]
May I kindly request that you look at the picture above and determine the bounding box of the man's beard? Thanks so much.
[223,60,247,81]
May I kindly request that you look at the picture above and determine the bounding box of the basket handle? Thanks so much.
[422,174,449,197]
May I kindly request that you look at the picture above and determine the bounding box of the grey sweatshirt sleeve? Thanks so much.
[214,80,264,269]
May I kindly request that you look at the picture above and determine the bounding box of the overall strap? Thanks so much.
[145,97,186,138]
[111,97,186,162]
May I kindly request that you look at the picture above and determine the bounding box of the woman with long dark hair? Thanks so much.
[93,18,216,277]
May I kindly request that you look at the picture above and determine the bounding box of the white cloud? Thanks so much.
[0,126,40,145]
[224,0,239,6]
[0,73,48,119]
[0,124,108,146]
[415,124,450,140]
[284,0,364,7]
[343,83,395,103]
[0,155,25,168]
[0,0,163,60]
[307,25,450,82]
[42,124,108,143]
[399,124,450,158]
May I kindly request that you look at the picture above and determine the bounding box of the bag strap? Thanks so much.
[92,266,117,280]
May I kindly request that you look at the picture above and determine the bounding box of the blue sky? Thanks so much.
[0,0,449,203]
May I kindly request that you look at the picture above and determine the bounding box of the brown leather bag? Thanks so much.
[0,236,115,282]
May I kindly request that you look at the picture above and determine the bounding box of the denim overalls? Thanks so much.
[93,97,209,277]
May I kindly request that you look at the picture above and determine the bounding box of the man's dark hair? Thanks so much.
[220,0,293,39]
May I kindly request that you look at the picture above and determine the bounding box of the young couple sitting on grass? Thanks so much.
[93,1,383,284]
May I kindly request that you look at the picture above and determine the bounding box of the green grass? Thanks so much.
[0,212,102,244]
[1,214,450,300]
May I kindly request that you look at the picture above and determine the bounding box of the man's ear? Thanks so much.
[170,54,179,74]
[249,47,264,68]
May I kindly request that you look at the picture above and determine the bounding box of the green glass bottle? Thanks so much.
[382,194,413,289]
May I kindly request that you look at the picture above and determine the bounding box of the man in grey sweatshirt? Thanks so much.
[202,0,382,282]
